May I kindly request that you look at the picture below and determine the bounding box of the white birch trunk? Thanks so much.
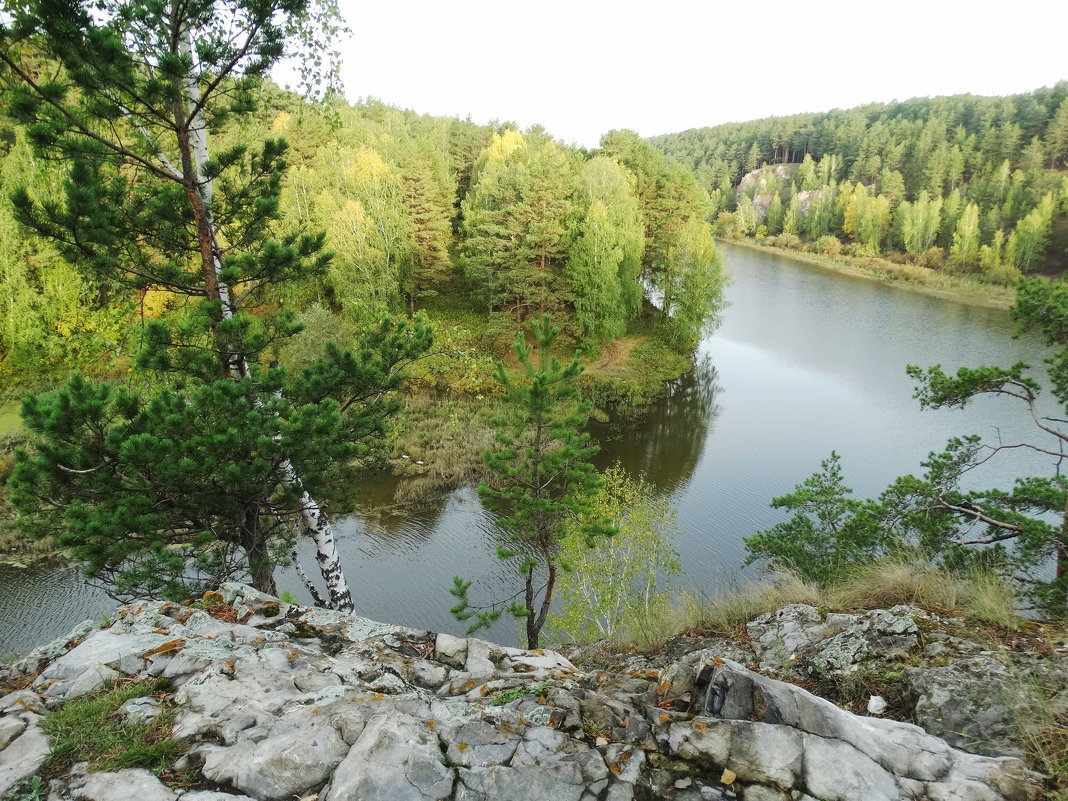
[178,21,354,612]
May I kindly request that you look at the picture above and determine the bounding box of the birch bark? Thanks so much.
[176,16,354,611]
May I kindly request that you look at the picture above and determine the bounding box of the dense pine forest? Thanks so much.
[653,84,1068,283]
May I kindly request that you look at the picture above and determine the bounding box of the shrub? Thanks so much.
[918,247,946,270]
[813,235,843,256]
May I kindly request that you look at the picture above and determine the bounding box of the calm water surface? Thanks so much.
[0,244,1055,654]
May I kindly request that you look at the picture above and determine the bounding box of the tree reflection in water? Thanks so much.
[590,354,721,494]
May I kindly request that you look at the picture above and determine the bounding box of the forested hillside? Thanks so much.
[652,85,1068,283]
[0,88,724,384]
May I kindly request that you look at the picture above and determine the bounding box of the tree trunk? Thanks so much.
[242,507,278,597]
[527,535,556,650]
[178,17,352,612]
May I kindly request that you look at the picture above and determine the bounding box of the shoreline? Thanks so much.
[719,237,1017,311]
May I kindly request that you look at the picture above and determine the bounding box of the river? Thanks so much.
[0,244,1056,655]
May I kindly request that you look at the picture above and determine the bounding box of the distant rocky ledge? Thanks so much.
[0,584,1051,800]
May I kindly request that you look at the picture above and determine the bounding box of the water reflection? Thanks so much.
[590,355,721,494]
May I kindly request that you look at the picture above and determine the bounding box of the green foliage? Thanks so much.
[2,775,46,801]
[461,132,575,317]
[743,452,889,584]
[450,315,614,648]
[656,219,728,350]
[546,466,681,646]
[11,317,431,599]
[652,85,1068,272]
[490,682,548,706]
[43,679,188,775]
[565,157,644,344]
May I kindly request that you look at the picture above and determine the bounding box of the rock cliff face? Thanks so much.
[0,586,1048,801]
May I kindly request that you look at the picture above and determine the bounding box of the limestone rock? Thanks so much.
[200,715,349,801]
[77,768,177,801]
[905,654,1023,756]
[805,606,920,674]
[324,712,454,801]
[746,604,825,671]
[2,587,1044,801]
[0,717,49,795]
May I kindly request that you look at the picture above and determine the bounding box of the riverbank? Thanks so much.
[720,236,1019,310]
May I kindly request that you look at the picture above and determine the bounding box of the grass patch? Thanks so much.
[2,775,47,800]
[42,678,188,776]
[578,330,693,414]
[491,682,548,706]
[389,395,498,505]
[688,574,822,638]
[829,555,963,612]
[1014,679,1068,798]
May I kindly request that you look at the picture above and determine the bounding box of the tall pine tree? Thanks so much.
[1,0,431,608]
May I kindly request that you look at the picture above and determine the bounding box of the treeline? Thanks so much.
[652,85,1068,283]
[0,90,725,381]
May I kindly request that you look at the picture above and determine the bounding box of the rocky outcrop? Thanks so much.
[0,587,1046,800]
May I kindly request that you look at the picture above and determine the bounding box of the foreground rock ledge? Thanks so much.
[0,585,1042,801]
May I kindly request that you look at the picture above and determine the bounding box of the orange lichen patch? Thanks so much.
[460,679,478,693]
[692,721,708,733]
[660,714,672,724]
[610,764,623,775]
[457,743,469,753]
[712,657,724,666]
[427,719,436,731]
[657,680,671,694]
[204,603,238,623]
[140,639,185,658]
[620,752,630,762]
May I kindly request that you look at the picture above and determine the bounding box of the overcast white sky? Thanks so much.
[311,0,1066,149]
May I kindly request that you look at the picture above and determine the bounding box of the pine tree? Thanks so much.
[450,315,613,649]
[1,0,431,608]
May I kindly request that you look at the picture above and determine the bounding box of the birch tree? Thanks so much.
[1,0,429,609]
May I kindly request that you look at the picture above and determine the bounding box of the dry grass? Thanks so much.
[689,574,822,638]
[1013,679,1068,799]
[829,555,962,612]
[612,556,1021,652]
[959,569,1020,630]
